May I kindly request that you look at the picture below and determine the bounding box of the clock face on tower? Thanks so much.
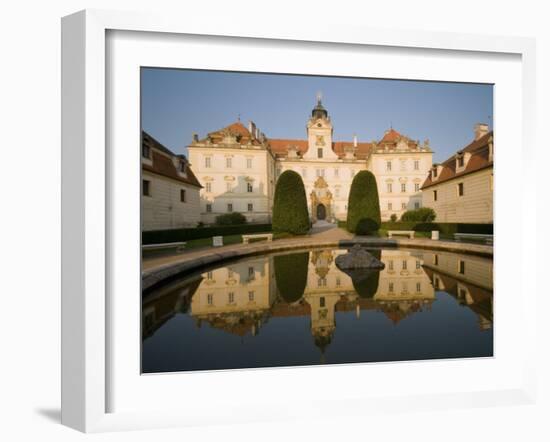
[316,135,325,146]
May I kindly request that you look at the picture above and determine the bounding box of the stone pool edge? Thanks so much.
[142,238,493,292]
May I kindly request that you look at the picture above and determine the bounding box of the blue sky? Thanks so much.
[141,68,493,164]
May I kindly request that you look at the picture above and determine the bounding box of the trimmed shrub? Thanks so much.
[274,252,309,303]
[346,170,381,235]
[380,221,493,235]
[142,223,272,245]
[390,214,398,222]
[272,170,310,235]
[400,207,436,222]
[215,212,247,225]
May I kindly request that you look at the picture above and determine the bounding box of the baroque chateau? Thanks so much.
[141,95,494,231]
[187,96,433,225]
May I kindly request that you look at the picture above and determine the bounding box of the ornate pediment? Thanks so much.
[314,176,329,189]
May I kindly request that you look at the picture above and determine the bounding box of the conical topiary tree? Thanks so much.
[274,251,309,303]
[346,170,381,235]
[272,170,310,235]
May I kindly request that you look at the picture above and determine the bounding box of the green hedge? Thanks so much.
[142,223,272,245]
[381,222,493,235]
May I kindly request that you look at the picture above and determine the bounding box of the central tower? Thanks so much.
[303,93,338,161]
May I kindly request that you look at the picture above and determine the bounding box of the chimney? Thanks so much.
[474,123,489,140]
[353,134,357,147]
[248,121,256,139]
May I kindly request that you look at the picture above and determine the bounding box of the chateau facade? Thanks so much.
[141,131,202,231]
[188,96,433,224]
[421,124,493,223]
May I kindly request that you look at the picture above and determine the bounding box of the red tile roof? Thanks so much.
[202,121,263,146]
[142,131,202,188]
[421,131,493,189]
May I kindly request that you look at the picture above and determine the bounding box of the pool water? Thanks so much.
[142,247,493,373]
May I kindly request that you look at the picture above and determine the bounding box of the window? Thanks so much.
[335,188,340,198]
[227,203,233,212]
[205,182,212,193]
[142,143,150,158]
[334,168,339,178]
[246,158,252,168]
[388,260,394,271]
[226,157,232,168]
[248,266,255,278]
[316,169,325,177]
[179,161,187,174]
[248,291,255,301]
[433,190,438,201]
[458,260,465,274]
[317,148,323,158]
[401,183,406,193]
[457,156,464,167]
[207,271,213,280]
[416,260,421,269]
[400,160,407,171]
[402,260,408,270]
[206,203,212,213]
[388,202,392,211]
[247,203,253,212]
[457,182,464,197]
[180,189,186,202]
[228,292,235,304]
[433,254,439,265]
[432,167,438,178]
[247,182,253,193]
[389,282,394,293]
[434,277,440,290]
[228,270,233,278]
[336,277,341,287]
[204,156,211,168]
[207,294,213,305]
[416,282,421,292]
[386,161,392,171]
[402,202,406,210]
[414,183,420,192]
[387,183,392,193]
[414,160,419,170]
[142,179,151,196]
[414,202,420,209]
[318,278,326,287]
[320,297,326,308]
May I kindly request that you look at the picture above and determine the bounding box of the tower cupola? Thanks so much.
[311,92,328,120]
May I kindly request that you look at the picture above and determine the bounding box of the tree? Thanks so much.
[272,170,310,235]
[274,252,309,303]
[400,207,436,222]
[346,170,381,235]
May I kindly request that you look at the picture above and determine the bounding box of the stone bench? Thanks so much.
[454,233,493,245]
[242,233,273,244]
[387,230,415,239]
[142,242,186,253]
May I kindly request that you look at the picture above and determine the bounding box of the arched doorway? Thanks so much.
[316,204,326,220]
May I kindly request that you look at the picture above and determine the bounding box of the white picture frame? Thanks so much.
[61,9,537,433]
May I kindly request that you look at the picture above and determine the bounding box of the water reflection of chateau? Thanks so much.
[144,248,494,349]
[422,251,493,330]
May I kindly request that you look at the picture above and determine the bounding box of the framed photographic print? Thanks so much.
[61,9,538,433]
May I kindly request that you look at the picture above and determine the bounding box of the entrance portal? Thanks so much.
[316,204,327,220]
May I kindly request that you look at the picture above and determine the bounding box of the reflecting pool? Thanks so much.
[142,248,493,373]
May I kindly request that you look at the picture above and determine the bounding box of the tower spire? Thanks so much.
[316,91,323,105]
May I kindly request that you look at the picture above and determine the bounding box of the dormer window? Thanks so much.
[457,156,464,167]
[432,167,438,179]
[179,160,187,175]
[142,143,151,159]
[317,148,323,159]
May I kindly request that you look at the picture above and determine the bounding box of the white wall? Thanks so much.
[2,1,548,442]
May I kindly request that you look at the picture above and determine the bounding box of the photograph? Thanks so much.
[140,69,494,373]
